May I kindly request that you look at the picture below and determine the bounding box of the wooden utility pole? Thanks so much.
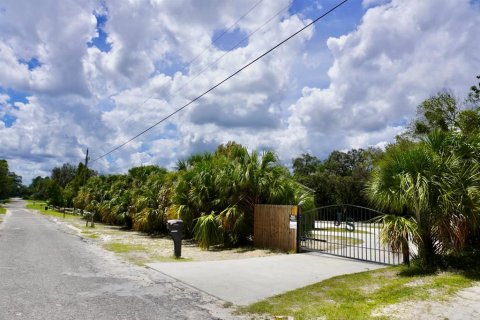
[82,148,94,227]
[83,148,89,186]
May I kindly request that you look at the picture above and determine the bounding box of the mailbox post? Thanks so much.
[167,219,183,258]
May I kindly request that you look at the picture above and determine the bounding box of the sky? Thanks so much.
[0,0,479,184]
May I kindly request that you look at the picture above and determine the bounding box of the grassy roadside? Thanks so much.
[23,200,275,266]
[238,266,479,320]
[0,198,8,214]
[25,200,78,219]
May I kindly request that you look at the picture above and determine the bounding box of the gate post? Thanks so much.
[296,206,301,253]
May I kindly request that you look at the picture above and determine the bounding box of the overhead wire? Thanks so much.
[90,0,292,162]
[135,0,265,111]
[186,0,264,67]
[173,0,298,94]
[90,1,267,162]
[91,0,350,163]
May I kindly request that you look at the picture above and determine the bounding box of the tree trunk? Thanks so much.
[402,235,410,266]
[418,215,435,268]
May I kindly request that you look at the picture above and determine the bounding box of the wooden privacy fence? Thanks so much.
[253,204,298,252]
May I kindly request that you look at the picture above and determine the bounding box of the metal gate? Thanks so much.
[298,205,402,265]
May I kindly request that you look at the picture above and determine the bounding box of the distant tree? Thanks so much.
[292,148,382,207]
[46,180,64,206]
[410,91,459,136]
[8,172,23,197]
[457,109,480,135]
[28,176,50,200]
[0,160,24,199]
[0,160,11,199]
[292,154,321,177]
[63,163,96,207]
[402,85,480,139]
[468,75,480,104]
[51,163,77,188]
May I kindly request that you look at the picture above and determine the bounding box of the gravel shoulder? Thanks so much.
[30,203,280,266]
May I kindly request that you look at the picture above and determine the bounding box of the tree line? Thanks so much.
[0,160,24,200]
[26,143,314,249]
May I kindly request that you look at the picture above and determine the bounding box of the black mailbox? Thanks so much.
[167,219,183,258]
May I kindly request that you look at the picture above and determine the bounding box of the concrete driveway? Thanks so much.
[147,253,385,305]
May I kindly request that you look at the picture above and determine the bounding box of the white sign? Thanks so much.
[289,221,297,229]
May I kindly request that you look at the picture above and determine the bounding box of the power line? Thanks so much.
[174,0,298,95]
[186,0,264,67]
[92,1,298,161]
[91,0,350,163]
[135,0,265,111]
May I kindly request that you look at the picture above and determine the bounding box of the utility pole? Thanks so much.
[83,148,89,186]
[83,148,94,227]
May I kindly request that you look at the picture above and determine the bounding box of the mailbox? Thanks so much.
[167,219,183,258]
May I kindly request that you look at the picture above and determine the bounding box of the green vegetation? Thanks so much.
[292,76,480,270]
[82,232,99,239]
[21,76,480,266]
[239,267,477,319]
[0,206,5,214]
[292,148,382,207]
[367,86,480,268]
[307,234,363,245]
[314,227,371,234]
[0,159,24,199]
[27,163,95,207]
[26,200,77,219]
[150,255,193,263]
[71,142,313,249]
[103,243,148,253]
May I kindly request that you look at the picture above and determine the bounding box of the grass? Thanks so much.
[314,227,371,234]
[307,233,364,246]
[150,255,193,263]
[0,206,5,214]
[26,200,78,219]
[103,242,148,253]
[82,232,99,239]
[238,266,478,320]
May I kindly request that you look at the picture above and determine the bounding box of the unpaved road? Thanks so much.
[0,199,233,320]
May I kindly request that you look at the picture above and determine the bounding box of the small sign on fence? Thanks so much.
[289,214,297,229]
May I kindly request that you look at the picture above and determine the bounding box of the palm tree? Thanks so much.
[374,214,419,266]
[367,130,480,267]
[172,144,314,249]
[367,141,437,266]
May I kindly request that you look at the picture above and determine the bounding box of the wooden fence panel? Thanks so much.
[254,204,297,252]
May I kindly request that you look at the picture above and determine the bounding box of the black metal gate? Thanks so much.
[298,205,402,265]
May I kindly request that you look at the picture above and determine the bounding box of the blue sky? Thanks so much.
[0,0,479,183]
[88,14,111,53]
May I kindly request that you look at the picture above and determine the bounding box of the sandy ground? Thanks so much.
[41,212,281,266]
[373,284,480,319]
